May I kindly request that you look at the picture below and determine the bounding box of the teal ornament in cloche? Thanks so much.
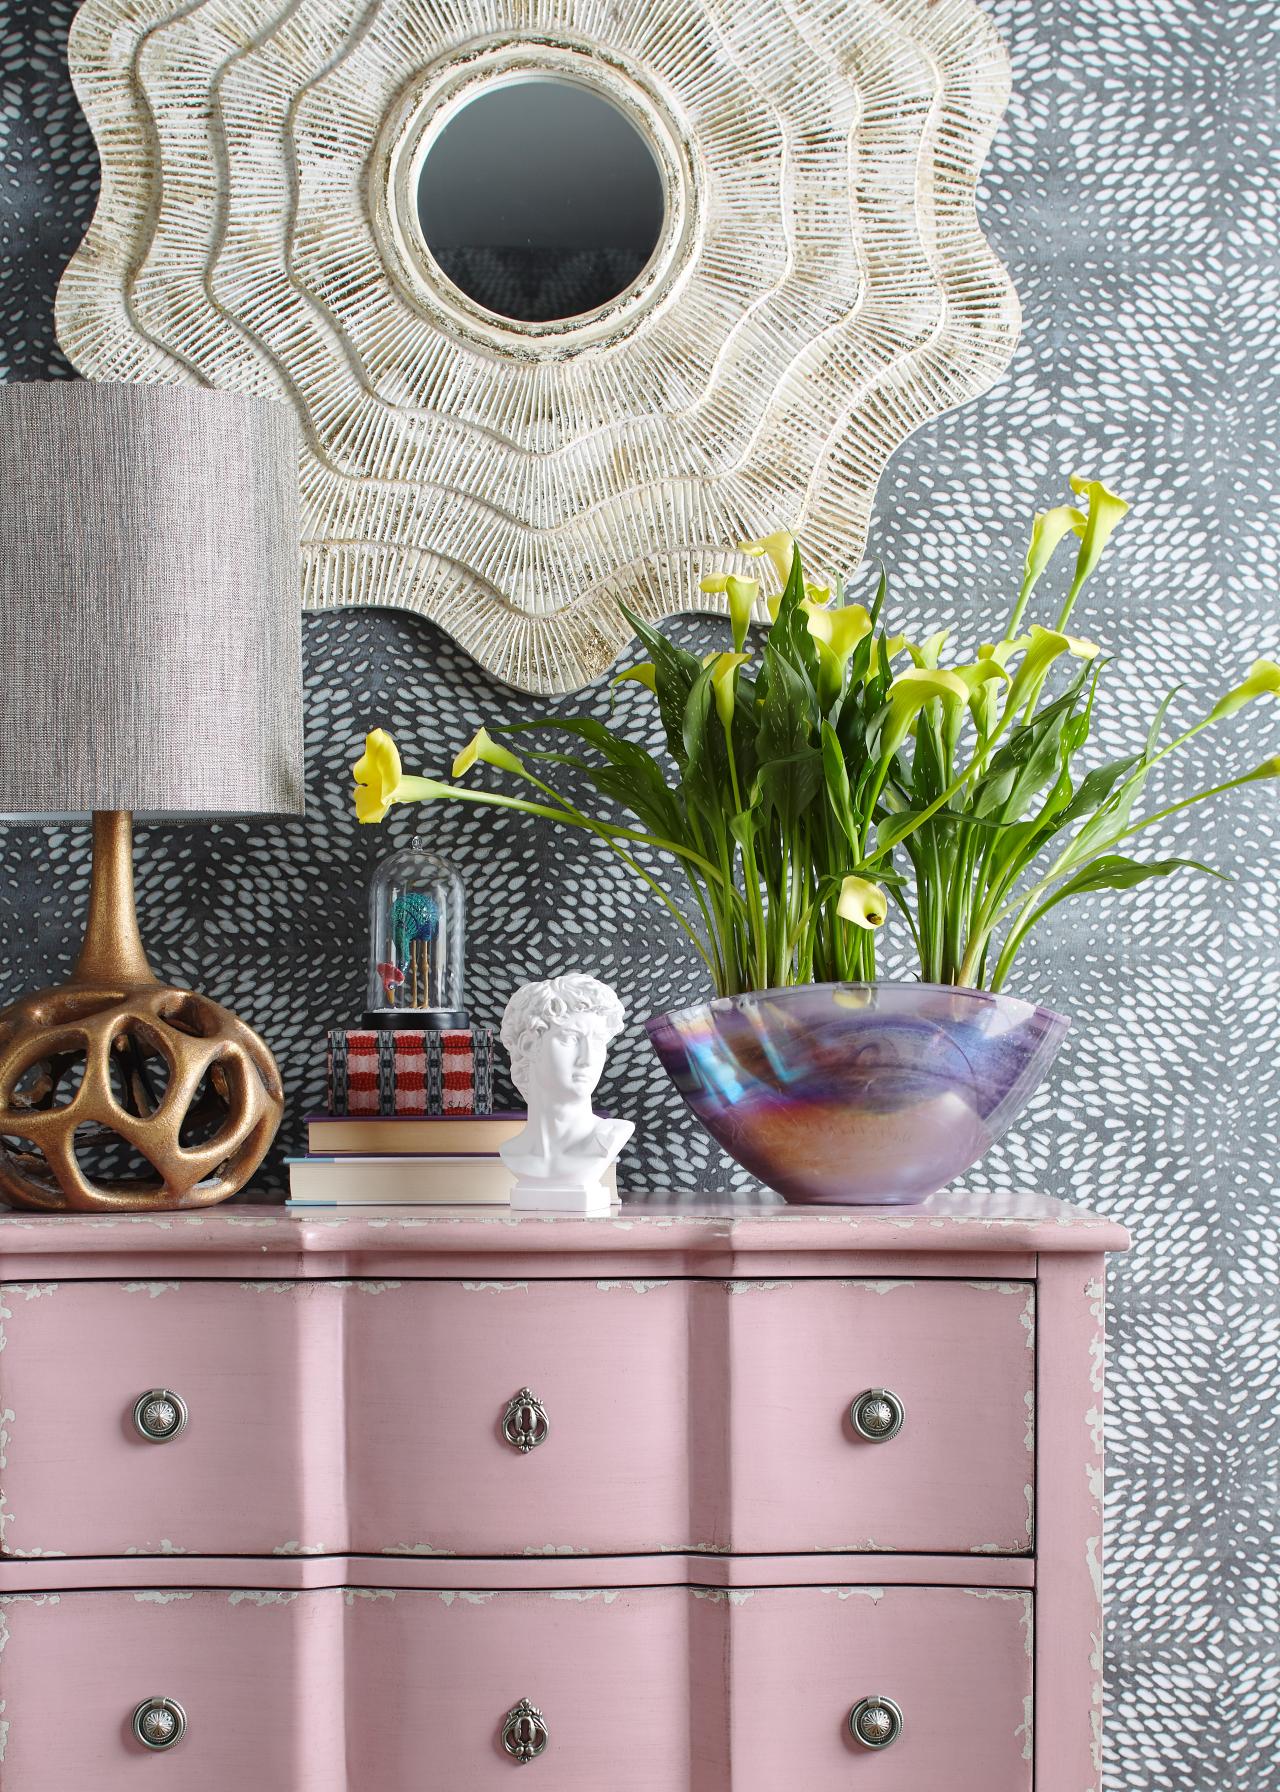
[366,841,467,1029]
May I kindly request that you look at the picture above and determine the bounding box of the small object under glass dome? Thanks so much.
[365,841,467,1029]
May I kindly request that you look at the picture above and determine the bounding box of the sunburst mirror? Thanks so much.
[58,0,1018,694]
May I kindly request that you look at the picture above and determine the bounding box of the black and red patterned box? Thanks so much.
[325,1028,495,1116]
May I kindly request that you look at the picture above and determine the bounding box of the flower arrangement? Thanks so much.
[354,480,1278,998]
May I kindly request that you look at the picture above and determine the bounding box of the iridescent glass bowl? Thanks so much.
[645,983,1069,1205]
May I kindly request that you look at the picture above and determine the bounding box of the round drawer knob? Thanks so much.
[132,1697,187,1751]
[502,1388,549,1453]
[501,1697,548,1764]
[850,1387,905,1443]
[849,1695,904,1750]
[132,1389,189,1443]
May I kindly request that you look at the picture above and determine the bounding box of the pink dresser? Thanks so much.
[0,1191,1128,1788]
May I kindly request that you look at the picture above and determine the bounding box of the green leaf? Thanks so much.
[1053,754,1144,830]
[680,662,731,820]
[821,720,858,848]
[1026,853,1226,927]
[972,674,1089,822]
[617,604,704,769]
[500,716,682,837]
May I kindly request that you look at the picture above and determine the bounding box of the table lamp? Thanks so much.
[0,380,303,1213]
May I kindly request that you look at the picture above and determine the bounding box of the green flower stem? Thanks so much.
[1116,771,1268,842]
[427,778,728,884]
[404,778,719,975]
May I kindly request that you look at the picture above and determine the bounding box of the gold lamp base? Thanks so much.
[0,813,284,1213]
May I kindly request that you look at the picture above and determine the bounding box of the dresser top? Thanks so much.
[0,1189,1129,1279]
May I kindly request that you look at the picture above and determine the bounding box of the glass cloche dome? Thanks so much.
[365,840,467,1029]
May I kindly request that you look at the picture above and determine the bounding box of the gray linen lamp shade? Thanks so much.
[0,380,303,817]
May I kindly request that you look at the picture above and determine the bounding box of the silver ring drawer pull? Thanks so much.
[132,1697,187,1751]
[502,1388,549,1453]
[132,1389,189,1443]
[850,1387,905,1443]
[502,1698,549,1764]
[849,1695,904,1750]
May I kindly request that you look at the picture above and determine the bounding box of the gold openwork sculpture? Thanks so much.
[0,381,302,1213]
[0,814,283,1212]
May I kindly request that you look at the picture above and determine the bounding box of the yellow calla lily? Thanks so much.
[709,651,751,730]
[1061,478,1130,620]
[952,658,1012,737]
[352,729,438,824]
[700,572,760,652]
[803,601,874,704]
[1208,658,1280,722]
[1247,754,1280,780]
[878,666,969,761]
[738,530,796,587]
[1068,477,1130,574]
[837,875,888,930]
[908,628,951,670]
[452,727,526,779]
[613,661,657,693]
[1004,623,1100,712]
[803,600,872,658]
[979,636,1028,670]
[1023,504,1086,593]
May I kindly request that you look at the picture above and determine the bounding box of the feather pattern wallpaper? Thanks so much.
[0,2,1276,1786]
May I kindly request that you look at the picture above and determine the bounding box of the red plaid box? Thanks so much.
[326,1027,495,1117]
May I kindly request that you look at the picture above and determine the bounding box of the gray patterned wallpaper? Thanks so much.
[0,2,1276,1785]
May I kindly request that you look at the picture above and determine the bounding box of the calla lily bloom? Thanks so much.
[1208,658,1280,722]
[803,601,873,704]
[880,666,969,759]
[709,651,751,730]
[613,661,657,693]
[1022,504,1086,593]
[979,636,1028,670]
[1248,755,1280,780]
[837,875,888,930]
[452,727,526,779]
[803,601,872,658]
[953,657,1012,736]
[353,729,439,824]
[1004,623,1100,712]
[908,628,951,670]
[738,530,796,587]
[700,572,761,652]
[1062,477,1130,620]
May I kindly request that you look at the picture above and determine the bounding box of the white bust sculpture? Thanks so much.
[499,974,634,1214]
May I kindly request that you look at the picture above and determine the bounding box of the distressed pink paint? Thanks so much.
[0,1276,1033,1559]
[0,1191,1129,1790]
[0,1589,343,1788]
[721,1278,1035,1553]
[1034,1253,1110,1792]
[0,1584,1030,1791]
[726,1586,1033,1790]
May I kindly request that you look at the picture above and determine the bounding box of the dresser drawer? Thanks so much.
[0,1279,344,1557]
[723,1583,1033,1790]
[0,1276,1033,1558]
[0,1581,1032,1790]
[0,1277,690,1558]
[721,1277,1036,1552]
[0,1588,343,1789]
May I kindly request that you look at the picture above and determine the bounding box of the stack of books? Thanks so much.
[286,1112,525,1208]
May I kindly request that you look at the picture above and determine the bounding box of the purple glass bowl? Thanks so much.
[645,983,1069,1205]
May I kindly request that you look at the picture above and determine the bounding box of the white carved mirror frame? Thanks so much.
[57,0,1018,694]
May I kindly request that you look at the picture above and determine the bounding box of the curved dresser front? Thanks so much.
[0,1191,1129,1791]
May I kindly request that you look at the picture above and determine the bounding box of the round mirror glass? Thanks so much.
[417,78,666,325]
